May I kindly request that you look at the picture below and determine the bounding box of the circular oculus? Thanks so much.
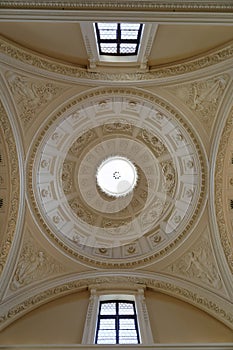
[96,156,138,197]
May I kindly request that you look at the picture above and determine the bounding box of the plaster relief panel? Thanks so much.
[9,232,65,293]
[164,227,225,295]
[166,74,230,131]
[5,72,68,129]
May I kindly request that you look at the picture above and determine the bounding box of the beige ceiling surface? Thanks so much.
[1,23,233,66]
[149,25,233,66]
[0,1,233,344]
[0,22,88,66]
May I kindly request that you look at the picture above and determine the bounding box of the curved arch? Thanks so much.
[0,271,232,331]
[0,82,24,297]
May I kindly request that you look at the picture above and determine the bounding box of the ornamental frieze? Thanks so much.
[0,273,232,331]
[1,1,232,11]
[0,37,233,82]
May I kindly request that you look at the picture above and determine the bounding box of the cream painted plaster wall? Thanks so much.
[145,291,233,343]
[0,290,89,344]
[0,289,232,344]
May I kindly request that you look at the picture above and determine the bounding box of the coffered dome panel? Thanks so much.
[27,88,207,268]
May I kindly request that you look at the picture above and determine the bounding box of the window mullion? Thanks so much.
[116,301,119,344]
[117,23,121,55]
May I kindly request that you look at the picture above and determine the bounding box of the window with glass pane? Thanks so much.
[95,300,140,344]
[95,23,143,56]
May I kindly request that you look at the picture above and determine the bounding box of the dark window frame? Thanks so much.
[95,300,140,344]
[95,23,143,56]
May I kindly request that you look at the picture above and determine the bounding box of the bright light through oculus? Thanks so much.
[96,156,138,197]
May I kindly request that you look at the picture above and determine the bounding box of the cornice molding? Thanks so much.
[0,1,233,12]
[0,37,233,83]
[0,345,233,350]
[0,272,232,331]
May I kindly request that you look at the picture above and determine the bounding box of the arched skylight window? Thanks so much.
[95,23,143,56]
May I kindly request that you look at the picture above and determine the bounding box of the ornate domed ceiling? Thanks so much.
[27,89,206,267]
[0,0,233,338]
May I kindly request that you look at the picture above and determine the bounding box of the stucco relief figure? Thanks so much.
[192,77,227,111]
[11,251,45,290]
[9,75,40,106]
[169,75,229,125]
[7,72,62,126]
[185,250,222,289]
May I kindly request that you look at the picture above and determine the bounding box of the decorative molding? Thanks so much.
[165,227,223,292]
[0,100,19,276]
[215,107,233,274]
[82,288,98,344]
[0,1,233,11]
[0,344,232,350]
[6,72,66,128]
[0,37,233,82]
[9,234,64,291]
[135,288,154,344]
[0,274,232,331]
[167,74,230,128]
[0,345,233,350]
